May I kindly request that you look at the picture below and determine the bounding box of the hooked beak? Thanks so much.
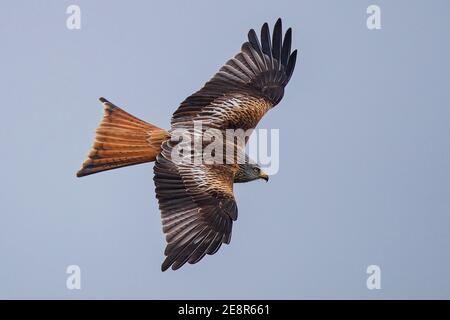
[259,172,269,182]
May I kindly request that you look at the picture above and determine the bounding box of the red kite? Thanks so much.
[77,19,297,271]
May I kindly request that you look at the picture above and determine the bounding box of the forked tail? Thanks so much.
[76,97,169,177]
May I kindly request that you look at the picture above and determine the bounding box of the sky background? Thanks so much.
[0,0,449,299]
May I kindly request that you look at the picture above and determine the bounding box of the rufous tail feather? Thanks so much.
[76,97,169,177]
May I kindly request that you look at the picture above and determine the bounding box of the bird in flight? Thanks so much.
[77,18,297,271]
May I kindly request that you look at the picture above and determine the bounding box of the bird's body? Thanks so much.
[77,19,297,271]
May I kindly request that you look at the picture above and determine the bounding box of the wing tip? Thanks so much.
[276,17,282,26]
[290,49,298,64]
[161,255,176,271]
[161,262,170,272]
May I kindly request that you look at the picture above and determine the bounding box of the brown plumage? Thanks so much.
[77,19,297,271]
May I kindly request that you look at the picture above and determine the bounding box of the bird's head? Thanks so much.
[234,163,269,183]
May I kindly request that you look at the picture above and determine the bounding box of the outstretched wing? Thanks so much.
[154,139,238,271]
[171,18,297,131]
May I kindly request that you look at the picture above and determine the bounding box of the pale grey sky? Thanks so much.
[0,0,449,299]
